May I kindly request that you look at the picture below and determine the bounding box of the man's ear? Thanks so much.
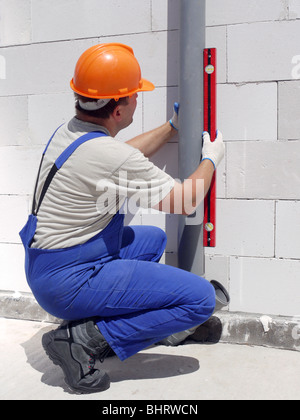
[112,105,122,121]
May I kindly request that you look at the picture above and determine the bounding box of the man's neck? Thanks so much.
[75,111,118,137]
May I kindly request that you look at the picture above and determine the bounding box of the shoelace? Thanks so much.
[88,353,97,372]
[88,344,113,372]
[96,345,115,363]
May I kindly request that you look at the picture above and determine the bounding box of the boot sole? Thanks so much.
[42,330,110,394]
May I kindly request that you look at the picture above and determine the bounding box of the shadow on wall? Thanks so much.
[165,0,181,266]
[167,0,180,118]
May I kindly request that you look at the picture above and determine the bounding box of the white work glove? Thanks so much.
[169,102,179,131]
[201,130,225,169]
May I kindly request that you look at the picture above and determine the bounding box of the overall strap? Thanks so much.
[32,130,107,216]
[31,124,64,214]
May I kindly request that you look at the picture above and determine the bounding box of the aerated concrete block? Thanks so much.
[290,0,300,19]
[0,0,31,46]
[218,83,277,141]
[228,20,300,82]
[0,96,28,146]
[152,0,180,31]
[31,0,151,42]
[227,140,300,200]
[28,93,75,146]
[0,244,29,293]
[0,195,30,243]
[278,81,300,140]
[206,199,275,258]
[230,256,300,316]
[276,201,300,259]
[206,0,289,26]
[0,146,43,195]
[204,255,229,287]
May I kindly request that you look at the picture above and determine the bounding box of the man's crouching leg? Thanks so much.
[159,279,230,346]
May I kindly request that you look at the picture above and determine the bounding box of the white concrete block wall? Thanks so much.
[0,0,299,319]
[205,0,300,317]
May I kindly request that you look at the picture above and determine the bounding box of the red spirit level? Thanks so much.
[203,48,217,247]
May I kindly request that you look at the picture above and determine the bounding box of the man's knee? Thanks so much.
[121,225,167,262]
[141,225,167,261]
[193,279,216,320]
[150,226,167,249]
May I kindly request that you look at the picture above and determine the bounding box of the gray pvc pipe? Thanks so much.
[178,0,206,276]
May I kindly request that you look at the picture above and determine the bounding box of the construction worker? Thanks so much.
[19,43,225,394]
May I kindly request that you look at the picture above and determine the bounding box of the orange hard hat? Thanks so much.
[70,43,155,100]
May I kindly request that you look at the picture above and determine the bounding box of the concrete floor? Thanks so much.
[1,317,300,401]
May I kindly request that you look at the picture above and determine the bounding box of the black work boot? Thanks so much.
[42,319,112,394]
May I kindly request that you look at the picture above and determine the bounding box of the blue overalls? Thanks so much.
[20,126,216,361]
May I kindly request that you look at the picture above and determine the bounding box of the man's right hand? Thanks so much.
[153,129,225,215]
[201,130,225,169]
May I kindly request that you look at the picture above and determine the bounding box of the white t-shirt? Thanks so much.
[32,117,175,249]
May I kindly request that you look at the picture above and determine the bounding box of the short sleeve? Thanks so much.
[110,147,175,209]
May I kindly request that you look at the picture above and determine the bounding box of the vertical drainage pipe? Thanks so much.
[178,0,206,276]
